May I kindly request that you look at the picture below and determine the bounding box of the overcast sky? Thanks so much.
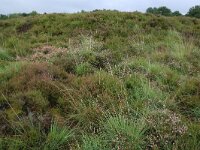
[0,0,199,14]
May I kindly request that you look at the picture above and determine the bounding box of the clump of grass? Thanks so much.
[75,62,94,76]
[165,30,196,61]
[0,61,26,83]
[124,57,180,91]
[0,49,13,61]
[44,122,73,150]
[64,71,128,131]
[81,134,105,150]
[102,115,146,149]
[125,74,169,110]
[3,37,32,57]
[0,121,73,150]
[0,138,25,150]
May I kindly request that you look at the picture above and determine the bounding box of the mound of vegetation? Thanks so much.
[0,10,200,149]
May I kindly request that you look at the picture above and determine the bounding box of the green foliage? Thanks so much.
[0,14,8,20]
[125,74,168,107]
[176,77,200,119]
[0,11,199,149]
[146,7,183,17]
[172,11,182,16]
[81,135,105,150]
[157,6,172,16]
[0,138,25,150]
[75,63,94,76]
[103,115,146,149]
[0,62,26,83]
[13,90,49,112]
[146,6,172,16]
[0,11,38,20]
[44,122,73,150]
[0,49,13,61]
[187,5,200,18]
[146,7,159,14]
[0,121,73,150]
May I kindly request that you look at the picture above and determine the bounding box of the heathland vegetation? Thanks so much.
[0,7,200,149]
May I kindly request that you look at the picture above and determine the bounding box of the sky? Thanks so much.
[0,0,199,15]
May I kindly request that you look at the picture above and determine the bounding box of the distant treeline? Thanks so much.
[1,5,200,20]
[0,11,38,20]
[146,5,200,18]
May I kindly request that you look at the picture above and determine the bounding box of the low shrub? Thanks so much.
[75,62,94,76]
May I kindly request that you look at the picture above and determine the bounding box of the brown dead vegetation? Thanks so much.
[16,22,33,33]
[17,45,67,61]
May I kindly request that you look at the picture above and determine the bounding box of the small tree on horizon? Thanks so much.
[30,11,38,16]
[146,7,158,14]
[172,11,182,16]
[157,6,172,16]
[146,6,172,16]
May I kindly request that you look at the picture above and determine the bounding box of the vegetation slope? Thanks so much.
[0,11,200,149]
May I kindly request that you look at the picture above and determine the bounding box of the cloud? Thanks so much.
[0,0,199,14]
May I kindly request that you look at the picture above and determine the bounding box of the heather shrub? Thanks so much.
[146,109,187,149]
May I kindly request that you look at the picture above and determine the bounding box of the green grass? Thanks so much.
[0,61,26,83]
[0,49,13,61]
[0,10,199,149]
[81,135,105,150]
[0,122,73,150]
[103,115,146,149]
[44,122,73,150]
